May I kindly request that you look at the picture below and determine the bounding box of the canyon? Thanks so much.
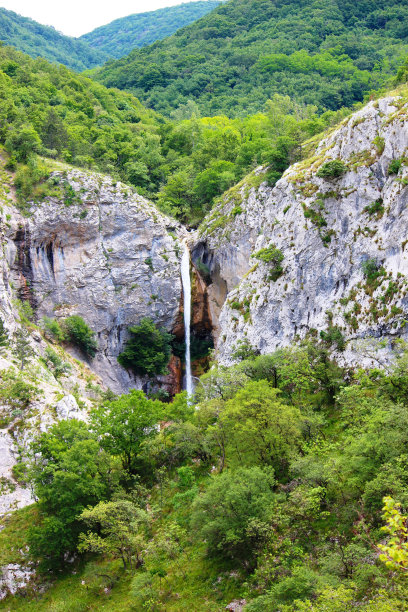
[1,92,408,520]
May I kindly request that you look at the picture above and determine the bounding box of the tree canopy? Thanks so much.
[94,0,408,117]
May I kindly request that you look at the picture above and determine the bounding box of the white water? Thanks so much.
[181,244,193,397]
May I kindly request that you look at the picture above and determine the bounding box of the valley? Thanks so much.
[1,1,408,610]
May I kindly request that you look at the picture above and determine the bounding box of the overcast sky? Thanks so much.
[0,0,203,37]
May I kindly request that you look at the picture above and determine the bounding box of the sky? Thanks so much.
[0,0,202,37]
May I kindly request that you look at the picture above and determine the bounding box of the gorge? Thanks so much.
[2,87,408,608]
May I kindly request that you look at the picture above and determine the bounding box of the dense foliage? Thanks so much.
[4,339,407,609]
[81,1,222,60]
[62,315,98,358]
[94,0,408,117]
[0,44,349,225]
[117,318,173,376]
[0,8,108,71]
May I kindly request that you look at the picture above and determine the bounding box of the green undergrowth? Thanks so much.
[0,505,37,567]
[1,471,242,611]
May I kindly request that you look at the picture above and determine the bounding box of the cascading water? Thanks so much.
[181,243,193,397]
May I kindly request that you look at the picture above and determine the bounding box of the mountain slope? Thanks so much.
[0,44,167,197]
[93,0,408,116]
[3,92,408,611]
[195,88,408,366]
[0,8,109,71]
[81,1,222,60]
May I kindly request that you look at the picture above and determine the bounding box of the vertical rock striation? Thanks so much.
[196,95,408,366]
[13,170,186,393]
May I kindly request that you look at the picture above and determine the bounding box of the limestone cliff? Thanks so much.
[0,166,186,518]
[196,93,408,366]
[8,169,185,393]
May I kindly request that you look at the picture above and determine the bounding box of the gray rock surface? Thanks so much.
[0,168,186,517]
[197,95,408,366]
[12,170,185,393]
[0,563,35,600]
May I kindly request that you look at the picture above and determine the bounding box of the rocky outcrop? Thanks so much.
[0,564,36,600]
[9,170,186,393]
[197,95,408,366]
[0,166,187,517]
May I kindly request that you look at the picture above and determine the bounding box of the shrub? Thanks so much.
[320,326,346,351]
[41,316,66,343]
[191,466,276,561]
[364,198,384,217]
[16,300,34,323]
[388,158,403,175]
[361,258,382,284]
[231,338,259,362]
[317,160,347,179]
[117,318,173,376]
[63,315,98,358]
[0,368,39,410]
[44,347,71,378]
[252,244,284,281]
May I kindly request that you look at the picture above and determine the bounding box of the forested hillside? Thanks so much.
[94,0,408,116]
[81,1,223,60]
[2,3,408,608]
[3,340,408,610]
[0,44,349,225]
[0,8,109,71]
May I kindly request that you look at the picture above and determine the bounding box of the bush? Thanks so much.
[191,466,276,561]
[246,567,321,610]
[320,326,346,351]
[0,368,39,410]
[388,158,403,175]
[364,198,384,217]
[41,316,66,343]
[117,318,173,376]
[361,258,382,284]
[63,315,98,358]
[317,160,347,179]
[252,244,284,281]
[44,347,71,378]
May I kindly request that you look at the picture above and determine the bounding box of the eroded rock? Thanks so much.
[197,95,408,367]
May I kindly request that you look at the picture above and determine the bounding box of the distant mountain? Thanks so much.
[0,7,109,71]
[80,1,222,59]
[93,0,408,117]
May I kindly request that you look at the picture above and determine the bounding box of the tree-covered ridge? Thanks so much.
[93,0,408,117]
[0,44,165,197]
[0,8,109,71]
[0,43,350,225]
[80,1,223,60]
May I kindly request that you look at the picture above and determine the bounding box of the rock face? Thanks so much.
[0,167,186,518]
[196,95,408,365]
[0,564,35,600]
[11,170,185,393]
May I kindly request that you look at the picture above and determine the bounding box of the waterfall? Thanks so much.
[181,243,193,397]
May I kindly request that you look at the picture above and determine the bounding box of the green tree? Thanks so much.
[117,318,173,376]
[14,328,34,370]
[63,315,97,358]
[28,419,122,568]
[5,123,41,162]
[378,497,408,572]
[90,389,163,475]
[78,500,150,570]
[220,380,302,475]
[41,109,68,154]
[191,466,276,561]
